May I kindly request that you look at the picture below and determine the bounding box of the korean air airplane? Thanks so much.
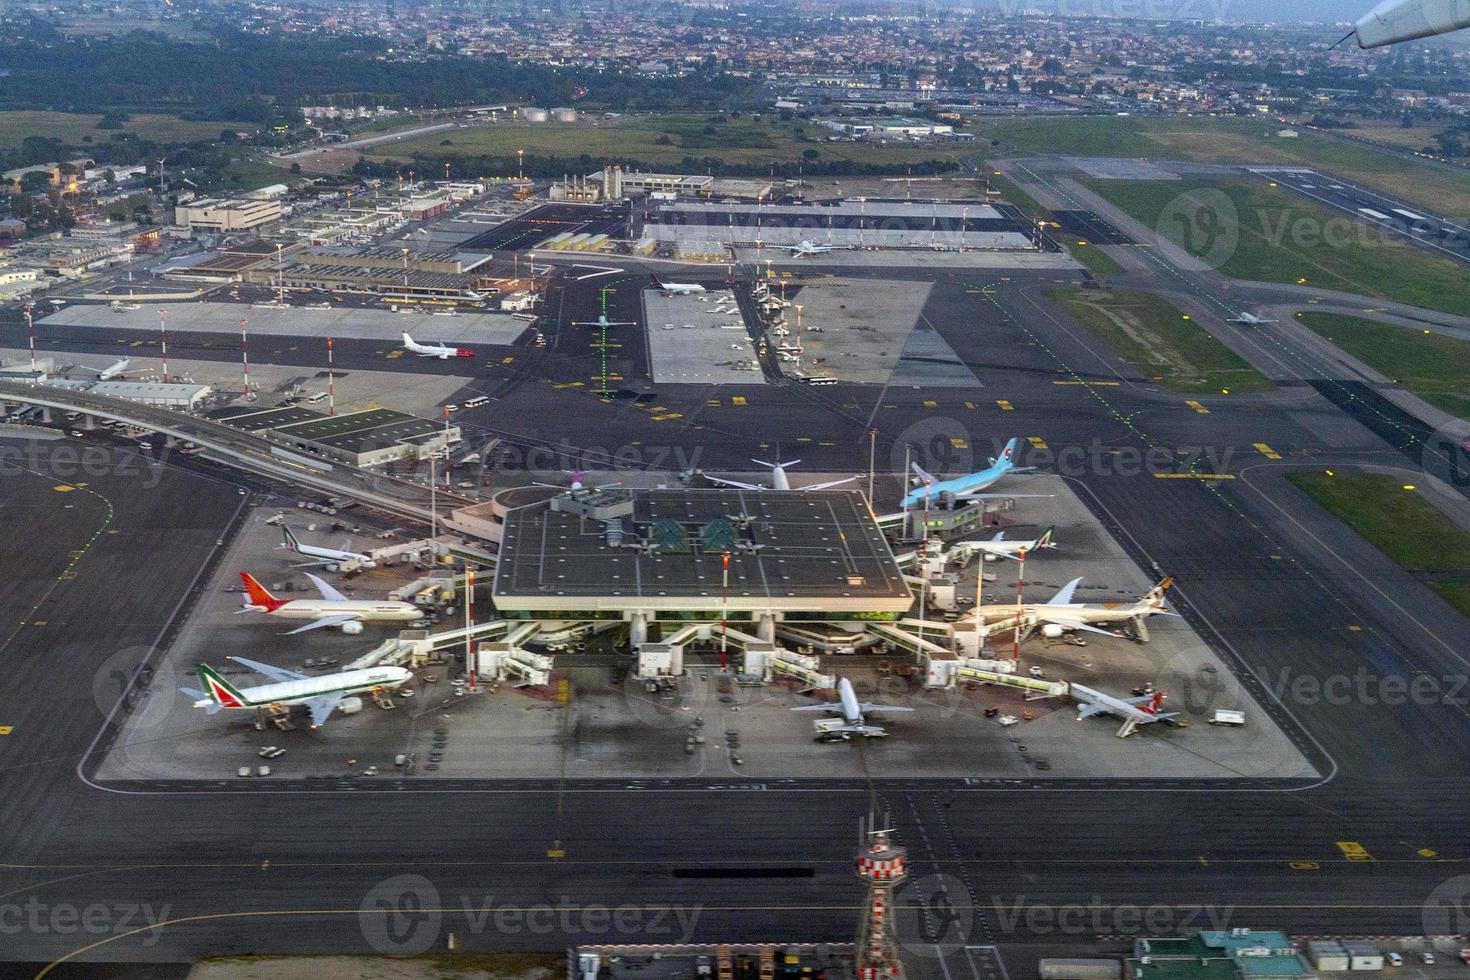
[901,437,1034,509]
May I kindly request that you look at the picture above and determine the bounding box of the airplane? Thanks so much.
[401,332,474,360]
[972,577,1176,641]
[1070,684,1179,738]
[88,356,131,380]
[901,438,1039,509]
[278,525,377,570]
[1228,311,1277,325]
[792,676,912,738]
[572,313,637,330]
[706,457,858,493]
[237,572,421,635]
[1352,0,1470,46]
[179,657,412,728]
[783,240,852,258]
[972,526,1056,562]
[649,275,705,296]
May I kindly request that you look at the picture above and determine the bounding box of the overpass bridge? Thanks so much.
[0,379,475,524]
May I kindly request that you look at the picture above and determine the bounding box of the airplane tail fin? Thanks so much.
[239,572,285,612]
[279,525,300,553]
[1034,526,1054,549]
[1142,691,1167,715]
[1144,576,1173,609]
[996,437,1020,467]
[401,332,415,348]
[649,274,664,288]
[194,664,248,709]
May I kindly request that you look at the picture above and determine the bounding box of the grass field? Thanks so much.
[1086,176,1470,317]
[1048,286,1274,393]
[367,113,965,169]
[1296,312,1470,418]
[971,115,1470,216]
[1287,471,1470,618]
[0,111,236,149]
[987,171,1123,275]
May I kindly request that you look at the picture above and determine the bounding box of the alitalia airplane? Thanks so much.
[180,657,412,728]
[238,572,420,635]
[278,525,376,569]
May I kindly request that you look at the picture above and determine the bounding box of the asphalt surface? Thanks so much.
[5,197,1470,973]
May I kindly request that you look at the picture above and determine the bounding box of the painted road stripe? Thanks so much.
[1028,436,1048,449]
[1393,208,1425,221]
[1155,473,1236,480]
[732,396,747,406]
[996,400,1013,411]
[1053,380,1120,386]
[1358,207,1390,221]
[1337,841,1373,861]
[0,726,11,735]
[1185,400,1209,414]
[1254,443,1282,460]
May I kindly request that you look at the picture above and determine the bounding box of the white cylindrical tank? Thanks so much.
[552,107,578,123]
[521,107,549,123]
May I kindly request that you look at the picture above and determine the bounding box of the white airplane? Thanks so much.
[89,356,130,380]
[973,577,1176,640]
[572,313,637,330]
[1352,0,1470,46]
[401,332,474,360]
[649,274,705,296]
[783,240,851,257]
[973,526,1056,562]
[1228,311,1277,325]
[238,571,420,635]
[792,676,912,738]
[180,657,412,728]
[1070,684,1179,738]
[903,438,1044,509]
[278,525,376,570]
[707,457,857,492]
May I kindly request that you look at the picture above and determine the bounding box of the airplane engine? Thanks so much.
[1041,623,1066,638]
[337,696,364,716]
[984,553,1000,562]
[340,620,365,636]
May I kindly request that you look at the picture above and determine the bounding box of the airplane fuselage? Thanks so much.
[193,666,412,712]
[244,599,420,623]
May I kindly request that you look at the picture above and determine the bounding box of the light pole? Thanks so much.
[517,149,524,181]
[24,305,34,373]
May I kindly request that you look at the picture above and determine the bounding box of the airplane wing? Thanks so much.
[1047,577,1083,606]
[951,492,1055,502]
[857,702,914,713]
[706,475,767,491]
[341,537,354,553]
[797,475,859,491]
[305,572,348,603]
[910,461,938,485]
[791,704,837,712]
[177,688,224,714]
[1076,703,1108,719]
[304,694,342,727]
[228,656,308,683]
[1034,615,1116,638]
[283,614,361,635]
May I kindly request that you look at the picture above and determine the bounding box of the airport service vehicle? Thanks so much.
[649,275,705,296]
[180,657,411,728]
[401,332,474,360]
[792,676,912,738]
[782,240,853,258]
[1387,953,1404,967]
[706,458,857,493]
[971,577,1177,640]
[902,438,1038,509]
[278,525,376,570]
[463,396,490,409]
[1209,709,1246,726]
[238,572,419,635]
[1071,685,1180,738]
[973,526,1056,562]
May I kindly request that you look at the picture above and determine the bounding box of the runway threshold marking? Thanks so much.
[1184,400,1210,414]
[1336,841,1373,861]
[1254,442,1283,460]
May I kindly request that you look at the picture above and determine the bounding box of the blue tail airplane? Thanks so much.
[901,437,1036,510]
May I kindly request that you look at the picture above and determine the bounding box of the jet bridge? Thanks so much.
[742,645,835,691]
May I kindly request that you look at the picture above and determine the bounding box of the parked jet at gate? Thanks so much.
[649,275,705,296]
[973,526,1056,562]
[708,458,858,493]
[973,577,1176,640]
[88,356,131,380]
[238,572,420,635]
[278,526,376,570]
[401,332,474,359]
[792,676,912,737]
[1071,684,1179,738]
[180,657,412,728]
[902,438,1037,509]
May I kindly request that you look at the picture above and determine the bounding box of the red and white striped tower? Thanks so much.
[855,828,908,980]
[158,308,169,383]
[465,567,476,691]
[326,337,335,416]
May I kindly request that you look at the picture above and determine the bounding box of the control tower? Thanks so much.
[854,828,908,980]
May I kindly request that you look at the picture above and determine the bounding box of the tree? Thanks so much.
[19,170,52,194]
[290,162,302,174]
